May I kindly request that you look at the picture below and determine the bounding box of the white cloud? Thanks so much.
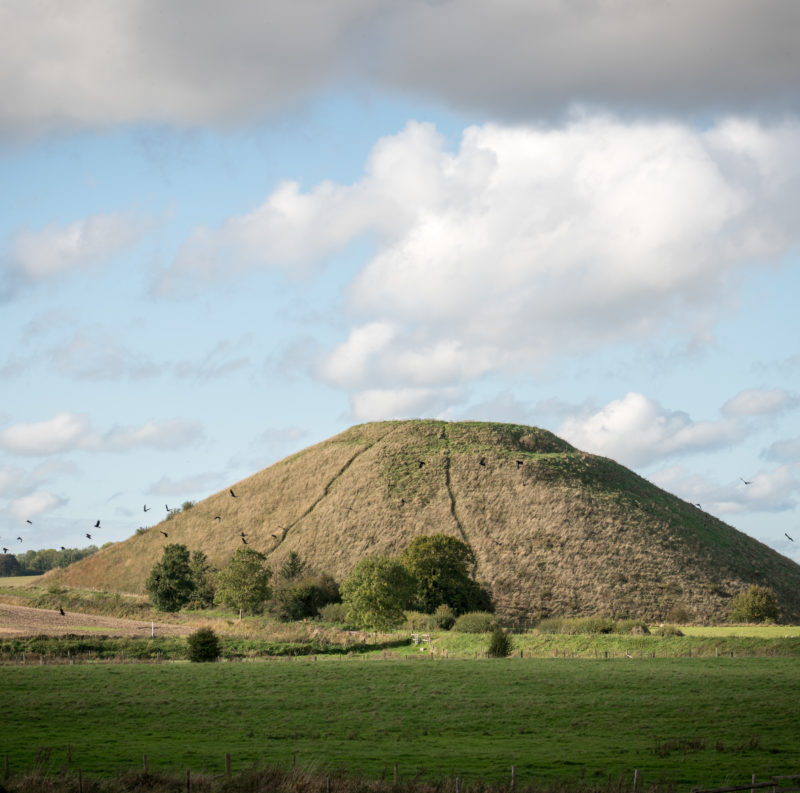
[9,212,146,281]
[0,413,203,455]
[557,393,743,468]
[763,436,800,463]
[351,386,466,422]
[9,491,67,521]
[651,463,800,515]
[2,1,799,135]
[722,388,798,417]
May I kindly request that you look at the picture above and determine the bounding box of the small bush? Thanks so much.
[431,604,456,630]
[653,624,684,637]
[318,602,349,625]
[729,585,780,623]
[615,619,650,635]
[187,628,221,662]
[453,611,497,633]
[535,617,564,634]
[487,627,513,658]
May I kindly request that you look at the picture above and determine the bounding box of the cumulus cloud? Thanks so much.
[722,388,799,417]
[2,1,799,135]
[557,393,743,468]
[9,491,67,521]
[651,463,800,515]
[350,386,466,422]
[0,413,203,455]
[7,212,147,282]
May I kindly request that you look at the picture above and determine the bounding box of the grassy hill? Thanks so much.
[46,420,800,623]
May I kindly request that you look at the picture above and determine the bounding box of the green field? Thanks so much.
[3,657,799,790]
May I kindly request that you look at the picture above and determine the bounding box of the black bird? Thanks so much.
[214,516,221,521]
[60,546,66,551]
[94,520,100,528]
[86,533,92,540]
[16,537,22,542]
[271,533,279,539]
[240,531,247,537]
[160,530,168,537]
[740,477,753,485]
[479,457,486,466]
[143,505,151,512]
[694,503,702,508]
[2,548,7,553]
[516,460,523,469]
[241,536,248,544]
[59,606,65,616]
[418,460,425,468]
[786,533,794,542]
[230,488,237,497]
[26,519,32,524]
[165,504,170,511]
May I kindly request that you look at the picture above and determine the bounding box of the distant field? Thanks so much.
[0,575,42,587]
[680,625,800,638]
[4,657,800,789]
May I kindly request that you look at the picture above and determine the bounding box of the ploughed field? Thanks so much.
[4,656,800,789]
[0,602,193,637]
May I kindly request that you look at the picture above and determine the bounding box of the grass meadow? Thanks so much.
[3,656,800,790]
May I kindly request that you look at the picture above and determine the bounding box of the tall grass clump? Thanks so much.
[487,627,513,657]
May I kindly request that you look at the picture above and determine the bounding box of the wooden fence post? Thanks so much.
[143,754,148,772]
[225,753,231,777]
[78,769,83,793]
[327,776,331,793]
[751,773,756,793]
[633,769,639,793]
[511,765,516,792]
[186,769,191,793]
[456,778,461,793]
[394,762,399,784]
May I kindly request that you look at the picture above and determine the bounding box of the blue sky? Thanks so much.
[1,1,799,563]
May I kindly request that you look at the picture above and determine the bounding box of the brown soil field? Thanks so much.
[0,602,193,638]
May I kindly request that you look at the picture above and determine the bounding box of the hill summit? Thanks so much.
[50,420,800,623]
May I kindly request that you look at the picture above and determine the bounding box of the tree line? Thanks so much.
[0,545,99,576]
[146,533,493,629]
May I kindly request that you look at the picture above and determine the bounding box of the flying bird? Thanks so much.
[160,530,168,537]
[16,537,23,542]
[214,516,221,521]
[59,606,65,616]
[694,503,702,508]
[740,477,753,485]
[165,504,170,511]
[516,460,523,469]
[418,461,425,468]
[143,505,151,512]
[94,520,100,528]
[239,531,247,537]
[479,457,486,466]
[786,533,794,542]
[60,546,66,551]
[230,489,237,498]
[26,519,32,524]
[85,533,92,540]
[241,537,248,544]
[2,548,8,554]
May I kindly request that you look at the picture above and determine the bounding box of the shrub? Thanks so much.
[487,627,513,658]
[729,585,780,624]
[431,604,456,630]
[653,624,684,636]
[453,611,497,633]
[615,619,650,635]
[535,617,564,634]
[318,602,349,625]
[187,628,221,662]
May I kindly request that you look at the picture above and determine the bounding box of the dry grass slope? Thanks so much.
[46,420,800,623]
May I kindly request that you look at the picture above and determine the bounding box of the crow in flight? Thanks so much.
[160,530,168,537]
[230,489,237,497]
[94,520,100,528]
[165,504,170,511]
[60,546,66,551]
[786,533,795,542]
[214,516,221,521]
[59,606,65,616]
[26,519,32,524]
[17,537,22,542]
[143,505,151,512]
[479,457,486,466]
[2,548,7,553]
[740,477,753,485]
[86,533,92,540]
[241,536,248,544]
[516,460,523,468]
[418,461,425,469]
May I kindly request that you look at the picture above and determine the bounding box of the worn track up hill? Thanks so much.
[48,420,800,623]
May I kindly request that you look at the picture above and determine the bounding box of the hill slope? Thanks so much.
[48,420,800,623]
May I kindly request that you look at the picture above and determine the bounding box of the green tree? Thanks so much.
[280,551,307,581]
[146,544,195,612]
[187,550,216,609]
[400,533,492,615]
[187,627,221,662]
[487,627,513,658]
[340,556,415,631]
[0,553,22,576]
[729,585,780,623]
[215,547,272,616]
